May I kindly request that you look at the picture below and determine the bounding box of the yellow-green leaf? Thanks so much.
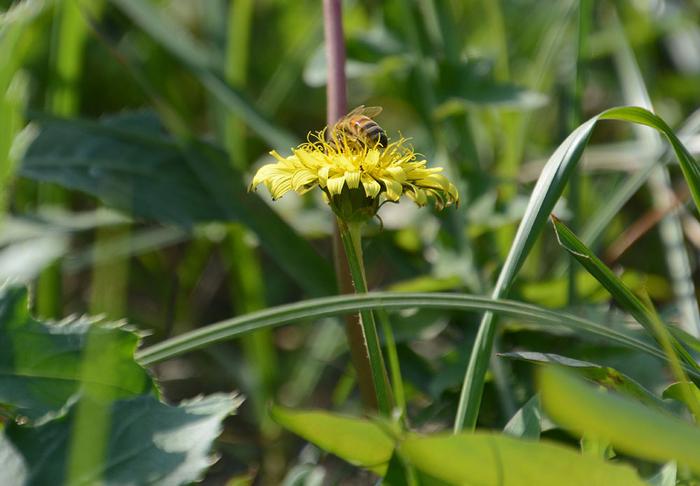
[270,406,394,474]
[400,432,645,486]
[539,366,700,474]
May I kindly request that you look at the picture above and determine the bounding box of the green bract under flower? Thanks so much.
[250,130,458,221]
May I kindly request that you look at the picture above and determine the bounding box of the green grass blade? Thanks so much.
[612,12,700,334]
[455,105,700,432]
[539,366,700,474]
[600,107,700,211]
[551,216,699,371]
[577,108,700,255]
[134,292,695,379]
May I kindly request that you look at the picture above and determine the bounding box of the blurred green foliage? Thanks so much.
[2,0,700,483]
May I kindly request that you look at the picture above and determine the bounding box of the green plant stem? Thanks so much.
[567,0,592,306]
[377,309,406,422]
[337,220,393,416]
[322,0,383,413]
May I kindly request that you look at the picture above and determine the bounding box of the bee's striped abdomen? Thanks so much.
[352,116,388,147]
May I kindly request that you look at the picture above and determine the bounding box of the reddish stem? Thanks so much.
[323,0,347,125]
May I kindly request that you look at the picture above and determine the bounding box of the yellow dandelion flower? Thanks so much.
[251,130,458,222]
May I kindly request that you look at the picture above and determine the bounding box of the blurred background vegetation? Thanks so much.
[2,0,700,483]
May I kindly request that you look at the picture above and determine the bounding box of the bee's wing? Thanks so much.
[359,106,383,118]
[346,105,383,118]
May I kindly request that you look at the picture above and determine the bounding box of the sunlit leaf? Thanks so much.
[400,432,645,486]
[270,406,394,475]
[539,366,700,474]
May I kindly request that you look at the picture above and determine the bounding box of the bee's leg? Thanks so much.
[374,213,384,232]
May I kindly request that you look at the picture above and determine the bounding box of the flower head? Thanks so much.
[250,129,458,221]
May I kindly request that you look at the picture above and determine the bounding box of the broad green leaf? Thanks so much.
[0,285,153,422]
[551,217,698,370]
[270,406,394,475]
[503,395,544,439]
[136,292,690,382]
[539,366,700,474]
[20,112,335,296]
[500,351,664,409]
[2,393,240,486]
[456,105,700,431]
[400,432,645,486]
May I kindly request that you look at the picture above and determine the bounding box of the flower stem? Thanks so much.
[322,0,384,413]
[338,220,393,416]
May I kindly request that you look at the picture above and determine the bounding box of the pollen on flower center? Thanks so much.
[250,127,458,221]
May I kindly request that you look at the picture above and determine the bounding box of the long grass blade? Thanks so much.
[455,105,700,432]
[611,10,700,336]
[135,291,695,380]
[551,216,699,371]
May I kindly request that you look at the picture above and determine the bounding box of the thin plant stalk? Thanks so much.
[567,0,591,305]
[337,220,393,416]
[377,309,406,422]
[323,0,384,412]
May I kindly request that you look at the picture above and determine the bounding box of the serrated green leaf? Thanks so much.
[400,432,645,486]
[539,366,700,474]
[0,284,153,423]
[2,393,240,486]
[270,406,394,475]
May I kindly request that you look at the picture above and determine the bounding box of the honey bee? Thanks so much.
[330,105,388,150]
